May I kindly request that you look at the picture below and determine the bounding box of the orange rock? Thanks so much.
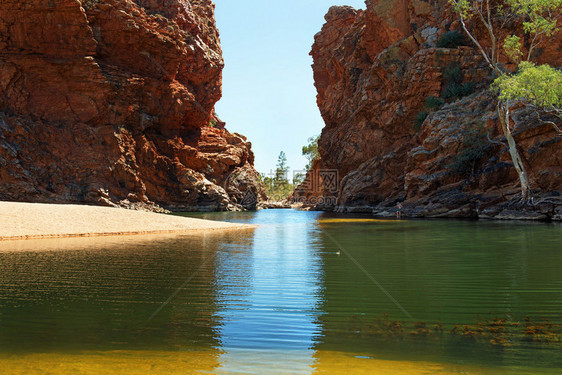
[297,0,561,219]
[0,0,264,211]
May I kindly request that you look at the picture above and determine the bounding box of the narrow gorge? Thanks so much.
[0,2,561,373]
[0,0,560,220]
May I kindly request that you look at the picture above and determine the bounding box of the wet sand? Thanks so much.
[0,349,525,375]
[0,201,256,241]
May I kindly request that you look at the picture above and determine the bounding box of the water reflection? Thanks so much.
[312,217,562,371]
[0,232,247,354]
[0,211,560,374]
[212,210,325,374]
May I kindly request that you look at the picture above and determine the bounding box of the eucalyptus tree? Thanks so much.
[449,0,562,201]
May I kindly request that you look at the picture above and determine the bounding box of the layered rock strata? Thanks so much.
[0,0,264,211]
[293,0,561,220]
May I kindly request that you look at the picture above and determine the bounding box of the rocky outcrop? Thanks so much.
[0,0,264,211]
[294,0,561,220]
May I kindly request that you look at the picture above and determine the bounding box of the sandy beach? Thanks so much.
[0,201,256,241]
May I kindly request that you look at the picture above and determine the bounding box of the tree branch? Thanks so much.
[486,0,497,64]
[486,131,507,147]
[458,13,501,74]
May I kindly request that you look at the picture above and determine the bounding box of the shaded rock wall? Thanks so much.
[294,0,561,220]
[0,0,264,211]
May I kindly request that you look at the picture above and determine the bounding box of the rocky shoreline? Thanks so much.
[292,194,562,222]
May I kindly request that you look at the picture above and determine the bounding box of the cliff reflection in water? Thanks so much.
[312,217,562,370]
[0,210,561,374]
[0,233,235,355]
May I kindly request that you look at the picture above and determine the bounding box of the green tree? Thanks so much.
[274,151,289,187]
[293,172,305,186]
[449,0,562,201]
[495,62,562,135]
[263,151,293,200]
[261,173,274,194]
[302,135,320,170]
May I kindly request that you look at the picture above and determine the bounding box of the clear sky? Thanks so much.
[214,0,366,177]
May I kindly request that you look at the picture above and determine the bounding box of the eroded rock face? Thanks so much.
[295,0,561,220]
[0,0,264,211]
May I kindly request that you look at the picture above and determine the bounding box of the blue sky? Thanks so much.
[214,0,365,176]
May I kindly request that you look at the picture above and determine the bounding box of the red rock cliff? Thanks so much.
[294,0,561,220]
[0,0,264,211]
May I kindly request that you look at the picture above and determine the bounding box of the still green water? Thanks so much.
[0,209,560,374]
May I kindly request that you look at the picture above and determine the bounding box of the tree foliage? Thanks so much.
[448,126,493,177]
[505,0,562,60]
[449,0,562,200]
[262,151,294,200]
[274,151,289,185]
[449,0,562,72]
[437,30,467,48]
[495,62,562,109]
[424,96,445,109]
[302,135,320,171]
[495,62,562,134]
[413,111,429,132]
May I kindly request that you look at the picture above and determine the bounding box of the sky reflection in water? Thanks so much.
[0,210,561,374]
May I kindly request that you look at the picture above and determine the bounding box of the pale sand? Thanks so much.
[0,201,256,241]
